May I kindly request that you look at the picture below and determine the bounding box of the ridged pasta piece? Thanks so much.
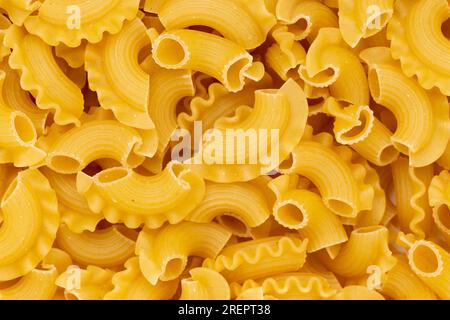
[429,171,450,242]
[76,161,205,228]
[38,109,154,174]
[317,226,396,278]
[235,287,265,300]
[300,256,342,290]
[298,28,369,106]
[381,254,437,300]
[323,97,398,166]
[0,266,58,300]
[233,273,337,300]
[56,265,114,300]
[41,168,102,233]
[4,26,84,126]
[104,257,178,300]
[334,285,385,300]
[0,169,59,281]
[136,222,232,285]
[0,0,40,25]
[86,18,156,131]
[0,14,11,61]
[177,74,272,134]
[387,0,450,95]
[152,29,264,92]
[55,42,86,69]
[269,174,348,252]
[0,62,49,135]
[187,79,308,183]
[203,236,308,283]
[187,179,272,237]
[391,156,433,238]
[148,65,194,155]
[56,225,135,268]
[180,267,230,300]
[275,0,338,41]
[339,0,394,47]
[407,239,450,299]
[280,127,374,218]
[157,0,275,50]
[360,47,450,167]
[24,0,140,47]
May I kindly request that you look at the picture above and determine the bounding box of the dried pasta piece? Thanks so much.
[0,169,59,281]
[55,42,86,69]
[334,285,385,300]
[360,47,450,167]
[428,171,450,242]
[387,0,450,95]
[56,225,135,268]
[24,0,140,47]
[187,179,273,237]
[86,18,155,130]
[0,0,40,25]
[136,222,232,285]
[152,29,264,92]
[41,168,102,233]
[339,0,394,47]
[56,265,114,300]
[157,0,276,49]
[77,161,205,229]
[203,236,308,283]
[4,25,84,126]
[180,268,230,300]
[392,156,433,238]
[104,257,178,300]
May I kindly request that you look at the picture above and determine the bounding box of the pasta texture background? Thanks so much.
[0,0,449,300]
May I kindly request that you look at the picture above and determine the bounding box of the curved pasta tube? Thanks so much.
[0,107,46,167]
[41,168,102,233]
[157,0,275,50]
[0,62,49,135]
[269,175,348,252]
[203,236,308,283]
[148,66,194,154]
[0,266,58,300]
[188,79,308,183]
[5,25,84,126]
[392,156,433,238]
[0,169,59,281]
[317,226,396,278]
[136,222,232,285]
[387,0,450,95]
[0,0,40,25]
[187,180,272,237]
[298,28,369,106]
[180,268,230,300]
[177,75,272,134]
[76,162,206,228]
[334,286,385,300]
[104,257,178,300]
[234,273,337,300]
[275,0,338,41]
[39,113,153,174]
[56,265,114,300]
[280,128,374,218]
[407,239,450,299]
[86,18,155,130]
[339,0,394,47]
[56,225,135,268]
[381,254,437,300]
[429,171,450,242]
[360,47,450,167]
[24,0,140,47]
[152,29,264,92]
[55,42,86,69]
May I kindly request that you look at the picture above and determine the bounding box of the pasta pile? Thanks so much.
[0,0,449,300]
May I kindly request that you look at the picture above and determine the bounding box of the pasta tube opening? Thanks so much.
[273,200,308,229]
[409,241,442,277]
[13,113,35,145]
[224,55,253,93]
[216,214,249,237]
[153,35,189,68]
[326,199,353,218]
[163,257,187,280]
[379,145,399,165]
[96,168,130,184]
[48,155,82,174]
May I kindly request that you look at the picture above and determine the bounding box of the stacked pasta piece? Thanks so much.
[0,0,449,300]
